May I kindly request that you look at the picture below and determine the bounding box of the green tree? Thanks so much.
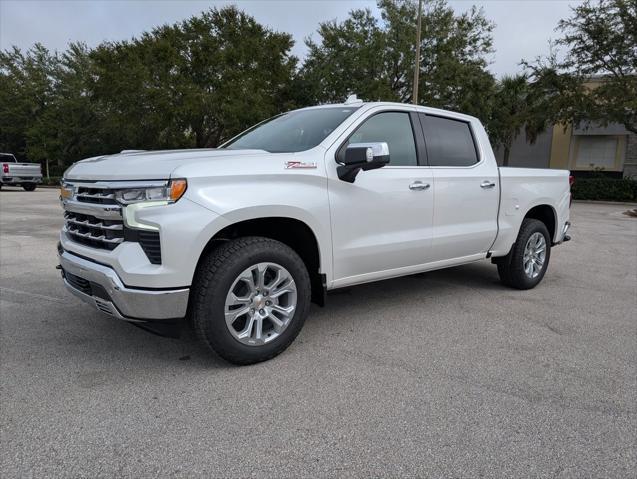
[301,0,496,120]
[27,43,100,171]
[89,6,298,151]
[488,75,530,166]
[0,44,60,161]
[1,6,300,169]
[525,0,637,134]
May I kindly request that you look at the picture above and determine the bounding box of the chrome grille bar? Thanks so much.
[64,227,124,244]
[62,199,122,220]
[63,213,123,231]
[76,192,116,200]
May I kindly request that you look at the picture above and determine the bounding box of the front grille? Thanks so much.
[62,180,162,264]
[75,186,118,205]
[64,271,92,295]
[64,211,124,251]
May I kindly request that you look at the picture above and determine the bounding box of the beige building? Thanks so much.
[495,122,637,178]
[495,77,637,178]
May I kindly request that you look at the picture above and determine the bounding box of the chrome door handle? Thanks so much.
[409,181,430,191]
[480,181,496,189]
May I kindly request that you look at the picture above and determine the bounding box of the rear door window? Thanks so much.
[420,114,478,167]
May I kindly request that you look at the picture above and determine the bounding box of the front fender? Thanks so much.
[185,174,333,285]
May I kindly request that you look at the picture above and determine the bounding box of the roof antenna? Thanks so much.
[344,94,363,105]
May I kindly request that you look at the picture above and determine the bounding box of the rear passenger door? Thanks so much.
[419,114,499,262]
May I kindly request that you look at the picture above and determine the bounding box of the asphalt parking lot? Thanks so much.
[1,188,635,478]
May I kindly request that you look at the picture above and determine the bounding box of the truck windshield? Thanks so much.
[223,107,359,153]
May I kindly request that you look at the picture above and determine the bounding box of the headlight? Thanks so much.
[114,179,187,205]
[60,183,74,200]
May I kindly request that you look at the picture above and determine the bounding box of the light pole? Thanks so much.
[412,0,423,105]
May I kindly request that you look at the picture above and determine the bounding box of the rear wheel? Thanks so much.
[496,218,551,290]
[191,236,311,365]
[22,183,36,191]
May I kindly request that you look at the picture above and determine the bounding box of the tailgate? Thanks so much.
[7,163,42,177]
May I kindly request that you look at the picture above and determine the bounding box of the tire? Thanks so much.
[22,183,36,191]
[191,236,311,365]
[496,218,551,290]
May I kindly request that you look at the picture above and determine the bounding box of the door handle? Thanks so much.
[409,181,430,191]
[480,181,496,189]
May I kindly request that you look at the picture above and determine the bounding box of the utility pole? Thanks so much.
[412,0,423,105]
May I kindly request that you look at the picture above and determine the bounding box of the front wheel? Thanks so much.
[496,218,551,290]
[191,237,311,365]
[22,183,37,191]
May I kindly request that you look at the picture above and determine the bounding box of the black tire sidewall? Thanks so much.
[509,219,551,289]
[194,238,311,364]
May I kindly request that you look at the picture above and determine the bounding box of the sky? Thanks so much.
[0,0,582,78]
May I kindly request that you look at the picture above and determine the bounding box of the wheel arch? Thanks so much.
[523,204,557,243]
[195,215,326,306]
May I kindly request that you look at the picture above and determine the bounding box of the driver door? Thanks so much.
[326,109,434,288]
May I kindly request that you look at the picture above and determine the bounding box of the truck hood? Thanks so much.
[64,149,269,181]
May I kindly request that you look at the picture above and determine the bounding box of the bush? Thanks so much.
[571,178,637,202]
[42,176,61,186]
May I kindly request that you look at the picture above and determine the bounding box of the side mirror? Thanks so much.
[337,142,390,183]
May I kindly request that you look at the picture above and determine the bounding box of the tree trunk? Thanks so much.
[503,146,510,167]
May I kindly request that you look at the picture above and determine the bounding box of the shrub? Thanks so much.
[571,178,637,202]
[42,176,61,186]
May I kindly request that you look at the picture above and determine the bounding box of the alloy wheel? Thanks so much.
[523,232,547,279]
[224,262,297,346]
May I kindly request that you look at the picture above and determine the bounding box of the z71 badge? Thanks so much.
[284,161,317,169]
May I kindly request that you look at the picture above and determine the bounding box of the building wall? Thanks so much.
[493,121,636,177]
[625,133,637,178]
[549,123,572,170]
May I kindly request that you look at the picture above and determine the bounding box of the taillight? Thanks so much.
[569,175,575,187]
[2,163,8,174]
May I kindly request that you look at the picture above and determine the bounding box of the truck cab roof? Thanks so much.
[298,100,479,123]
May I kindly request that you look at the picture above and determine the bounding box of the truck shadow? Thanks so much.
[321,260,502,316]
[52,260,504,372]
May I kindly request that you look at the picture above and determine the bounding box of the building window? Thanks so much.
[573,136,618,169]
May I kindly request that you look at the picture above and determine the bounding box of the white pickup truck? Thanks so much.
[0,153,43,190]
[58,99,571,364]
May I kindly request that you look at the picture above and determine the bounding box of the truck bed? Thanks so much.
[490,167,571,256]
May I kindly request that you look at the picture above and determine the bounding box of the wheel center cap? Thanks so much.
[253,295,266,310]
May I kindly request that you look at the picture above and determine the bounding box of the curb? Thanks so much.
[573,200,637,207]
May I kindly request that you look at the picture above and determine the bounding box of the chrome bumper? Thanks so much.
[58,250,189,321]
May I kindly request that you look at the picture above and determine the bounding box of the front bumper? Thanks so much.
[58,249,189,321]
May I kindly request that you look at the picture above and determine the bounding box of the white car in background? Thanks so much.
[57,98,572,364]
